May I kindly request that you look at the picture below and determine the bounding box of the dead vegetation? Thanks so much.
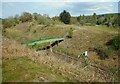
[2,37,117,82]
[2,23,119,82]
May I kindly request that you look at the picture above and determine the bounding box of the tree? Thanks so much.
[33,13,52,25]
[97,16,104,25]
[59,10,71,24]
[80,14,85,26]
[77,15,82,22]
[92,13,97,25]
[113,14,120,27]
[2,16,19,28]
[33,13,38,20]
[20,12,32,22]
[14,14,20,24]
[82,14,85,20]
[70,17,78,24]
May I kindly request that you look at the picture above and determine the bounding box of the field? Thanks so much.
[2,22,119,82]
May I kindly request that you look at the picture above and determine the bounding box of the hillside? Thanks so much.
[2,22,119,82]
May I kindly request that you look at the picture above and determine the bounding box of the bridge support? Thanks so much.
[49,42,52,52]
[50,47,52,52]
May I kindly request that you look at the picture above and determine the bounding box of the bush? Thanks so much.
[80,20,85,26]
[33,13,53,25]
[2,17,19,28]
[70,17,78,24]
[106,33,120,50]
[67,27,74,38]
[94,47,108,60]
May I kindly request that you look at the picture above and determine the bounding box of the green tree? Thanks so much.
[77,15,82,22]
[80,14,85,26]
[92,13,97,25]
[2,16,19,28]
[14,14,20,24]
[82,14,85,20]
[20,12,32,22]
[59,10,71,24]
[33,13,38,21]
[113,14,120,27]
[33,13,52,25]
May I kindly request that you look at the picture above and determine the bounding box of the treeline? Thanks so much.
[2,12,55,28]
[2,10,120,28]
[59,10,119,27]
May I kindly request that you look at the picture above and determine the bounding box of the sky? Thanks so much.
[1,0,119,18]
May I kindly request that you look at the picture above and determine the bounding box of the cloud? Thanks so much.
[41,2,66,8]
[2,2,118,18]
[86,3,114,12]
[86,8,100,11]
[64,2,118,16]
[2,0,120,2]
[48,2,66,7]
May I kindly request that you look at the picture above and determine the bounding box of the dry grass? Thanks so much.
[2,38,115,82]
[2,23,119,82]
[53,26,118,68]
[2,38,72,82]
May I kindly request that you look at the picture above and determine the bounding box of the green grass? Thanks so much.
[2,57,71,82]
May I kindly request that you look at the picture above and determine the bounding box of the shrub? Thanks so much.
[94,47,108,60]
[106,33,120,51]
[2,17,19,28]
[33,13,53,25]
[67,27,74,38]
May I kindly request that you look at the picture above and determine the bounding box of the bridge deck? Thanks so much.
[22,37,64,46]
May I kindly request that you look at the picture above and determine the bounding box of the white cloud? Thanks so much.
[46,2,66,8]
[86,7,100,11]
[2,0,119,2]
[85,3,116,14]
[32,2,66,10]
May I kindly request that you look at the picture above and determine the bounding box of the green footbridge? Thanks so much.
[21,37,64,46]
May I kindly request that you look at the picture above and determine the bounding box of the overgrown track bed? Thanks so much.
[44,50,112,81]
[52,50,79,62]
[52,50,109,73]
[37,50,112,81]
